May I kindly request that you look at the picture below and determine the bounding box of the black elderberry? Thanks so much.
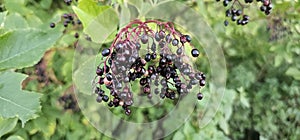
[98,89,104,96]
[145,53,151,62]
[200,80,206,86]
[102,95,109,102]
[225,9,231,17]
[197,93,203,100]
[165,34,172,43]
[185,35,192,42]
[224,20,229,26]
[231,16,238,21]
[155,32,161,41]
[116,82,123,89]
[260,5,267,12]
[223,0,229,7]
[125,108,131,115]
[159,41,166,48]
[159,30,166,39]
[141,34,148,44]
[102,48,111,57]
[50,23,55,28]
[108,101,114,107]
[96,96,102,103]
[96,67,104,76]
[172,39,179,46]
[191,49,200,57]
[63,21,68,27]
[176,48,183,55]
[74,32,79,38]
[151,53,157,60]
[151,43,156,52]
[106,73,112,81]
[140,78,147,86]
[236,9,242,16]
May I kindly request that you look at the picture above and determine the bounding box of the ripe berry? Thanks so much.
[141,34,148,44]
[102,95,109,102]
[96,96,102,103]
[185,35,192,42]
[199,80,206,86]
[224,20,229,26]
[50,23,55,28]
[125,108,131,115]
[145,53,151,62]
[96,67,104,76]
[74,32,79,38]
[176,48,183,55]
[155,32,161,41]
[191,49,200,57]
[106,73,113,81]
[102,48,111,57]
[172,39,179,46]
[197,93,203,100]
[260,6,266,11]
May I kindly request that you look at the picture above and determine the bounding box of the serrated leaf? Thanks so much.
[0,71,41,127]
[0,28,62,70]
[0,117,18,137]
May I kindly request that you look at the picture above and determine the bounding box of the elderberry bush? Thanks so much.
[93,20,206,115]
[218,0,273,26]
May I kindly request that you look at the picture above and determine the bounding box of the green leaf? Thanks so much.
[4,13,28,30]
[40,0,52,10]
[286,67,300,80]
[0,12,8,28]
[73,1,119,43]
[0,71,41,127]
[0,117,18,137]
[0,28,62,70]
[4,0,30,15]
[219,116,229,135]
[172,131,185,140]
[74,0,110,28]
[238,87,250,108]
[7,135,25,140]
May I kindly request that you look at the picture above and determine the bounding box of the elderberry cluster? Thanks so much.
[218,0,273,26]
[94,20,206,115]
[50,13,82,39]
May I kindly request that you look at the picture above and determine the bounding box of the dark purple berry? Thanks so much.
[102,95,109,102]
[172,39,179,46]
[50,23,55,28]
[102,48,111,57]
[197,93,203,100]
[191,49,200,57]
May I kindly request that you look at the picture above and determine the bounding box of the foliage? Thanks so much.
[0,0,299,140]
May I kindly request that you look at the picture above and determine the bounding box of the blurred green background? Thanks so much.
[0,0,299,140]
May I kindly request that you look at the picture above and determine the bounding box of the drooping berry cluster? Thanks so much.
[218,0,273,26]
[94,20,206,115]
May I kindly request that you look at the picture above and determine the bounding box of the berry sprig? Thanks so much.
[50,13,82,39]
[218,0,273,26]
[94,19,206,116]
